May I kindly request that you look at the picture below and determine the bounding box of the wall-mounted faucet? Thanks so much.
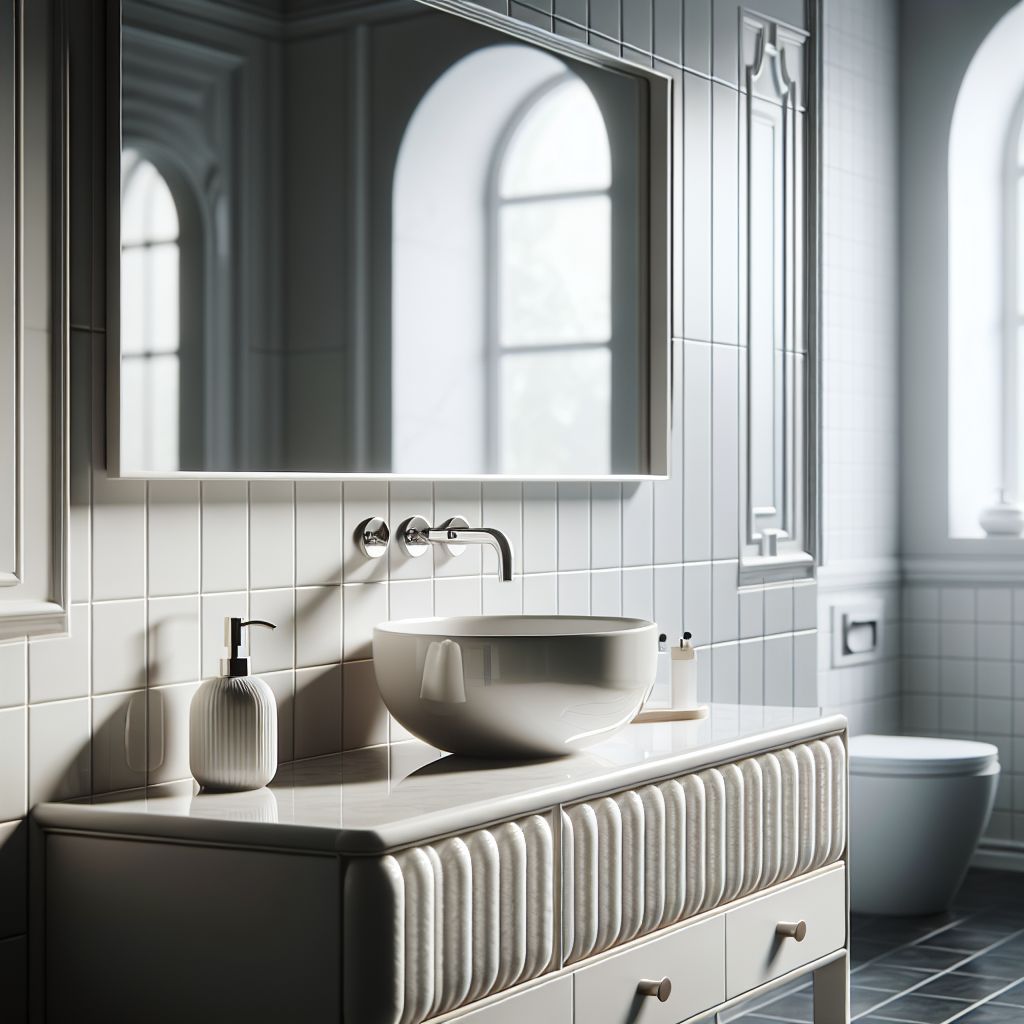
[398,515,514,582]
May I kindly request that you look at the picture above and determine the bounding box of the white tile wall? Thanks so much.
[817,0,901,732]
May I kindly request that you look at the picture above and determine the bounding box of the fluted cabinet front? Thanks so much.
[339,735,846,1024]
[562,736,847,963]
[343,814,555,1024]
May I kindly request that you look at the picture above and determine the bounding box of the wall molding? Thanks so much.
[973,838,1024,874]
[0,0,69,641]
[817,558,901,592]
[903,555,1024,585]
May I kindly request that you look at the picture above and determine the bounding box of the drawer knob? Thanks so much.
[637,977,672,1002]
[776,920,807,942]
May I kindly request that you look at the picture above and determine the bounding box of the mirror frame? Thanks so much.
[106,0,672,482]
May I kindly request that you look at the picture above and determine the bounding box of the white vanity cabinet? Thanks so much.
[33,706,850,1024]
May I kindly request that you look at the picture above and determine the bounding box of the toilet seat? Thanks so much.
[849,734,999,777]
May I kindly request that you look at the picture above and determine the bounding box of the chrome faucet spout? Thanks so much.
[425,525,515,582]
[398,515,515,582]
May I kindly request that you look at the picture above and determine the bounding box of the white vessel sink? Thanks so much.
[373,615,659,758]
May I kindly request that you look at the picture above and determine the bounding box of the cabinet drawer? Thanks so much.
[725,867,846,997]
[451,977,571,1023]
[573,916,725,1024]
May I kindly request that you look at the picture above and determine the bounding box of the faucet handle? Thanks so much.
[398,515,431,558]
[436,515,470,557]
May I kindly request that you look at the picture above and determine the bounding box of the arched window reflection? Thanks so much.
[121,150,181,472]
[494,75,613,475]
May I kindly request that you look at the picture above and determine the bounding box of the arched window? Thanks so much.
[120,150,181,472]
[492,75,613,475]
[947,2,1024,536]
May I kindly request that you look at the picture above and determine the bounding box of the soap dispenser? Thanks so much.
[189,617,278,792]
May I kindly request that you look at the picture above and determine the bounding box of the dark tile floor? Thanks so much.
[727,869,1024,1023]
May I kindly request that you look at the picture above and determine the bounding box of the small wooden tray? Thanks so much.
[632,705,709,723]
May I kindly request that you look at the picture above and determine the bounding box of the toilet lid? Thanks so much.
[849,734,1000,777]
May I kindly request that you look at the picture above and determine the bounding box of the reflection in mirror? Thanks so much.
[117,0,666,478]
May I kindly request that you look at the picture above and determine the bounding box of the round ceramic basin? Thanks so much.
[373,615,658,758]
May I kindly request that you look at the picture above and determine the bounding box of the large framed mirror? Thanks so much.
[107,0,671,480]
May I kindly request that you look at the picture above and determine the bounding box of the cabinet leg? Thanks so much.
[812,955,850,1024]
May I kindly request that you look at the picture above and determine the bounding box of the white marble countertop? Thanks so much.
[33,704,845,854]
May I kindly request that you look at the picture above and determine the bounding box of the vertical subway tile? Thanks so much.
[434,576,482,617]
[622,482,654,567]
[764,584,794,635]
[201,481,249,593]
[0,709,26,820]
[712,644,739,703]
[523,483,558,573]
[588,0,620,42]
[683,342,712,560]
[147,681,200,785]
[554,0,586,23]
[28,699,91,803]
[764,635,794,706]
[389,578,434,621]
[793,582,817,631]
[683,73,712,341]
[249,590,295,672]
[482,482,523,577]
[343,582,388,662]
[793,633,818,707]
[434,482,482,578]
[147,480,200,597]
[343,482,388,583]
[590,482,622,569]
[712,83,740,345]
[91,599,146,695]
[558,483,590,571]
[147,596,200,687]
[653,340,684,565]
[28,603,90,703]
[295,665,344,759]
[558,572,591,615]
[342,660,388,751]
[483,575,524,615]
[711,344,740,559]
[295,586,342,668]
[523,573,558,615]
[739,638,764,705]
[388,481,433,582]
[622,0,652,52]
[712,0,740,86]
[295,481,343,586]
[683,0,712,73]
[653,0,683,64]
[0,641,26,709]
[739,587,763,640]
[683,562,712,646]
[591,570,622,617]
[711,561,739,643]
[622,567,654,622]
[654,566,684,644]
[263,669,295,763]
[91,478,146,601]
[249,482,295,590]
[91,690,147,794]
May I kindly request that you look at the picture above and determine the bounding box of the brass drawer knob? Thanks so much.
[637,977,672,1002]
[776,920,807,941]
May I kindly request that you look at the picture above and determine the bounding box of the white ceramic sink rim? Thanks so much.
[376,614,652,640]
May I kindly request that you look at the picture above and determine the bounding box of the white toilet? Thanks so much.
[849,734,1000,916]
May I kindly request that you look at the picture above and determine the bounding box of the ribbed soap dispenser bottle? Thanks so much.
[189,617,278,792]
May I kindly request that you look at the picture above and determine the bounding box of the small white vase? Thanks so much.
[189,675,278,792]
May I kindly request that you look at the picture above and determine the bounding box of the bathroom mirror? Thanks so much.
[109,0,670,480]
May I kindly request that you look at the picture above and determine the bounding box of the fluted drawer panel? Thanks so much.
[562,736,846,963]
[343,814,554,1024]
